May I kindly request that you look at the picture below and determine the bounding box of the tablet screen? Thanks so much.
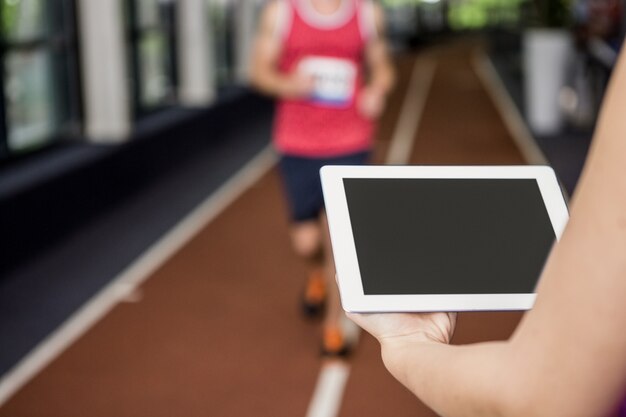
[343,178,556,295]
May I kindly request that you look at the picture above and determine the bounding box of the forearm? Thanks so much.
[384,53,626,416]
[366,60,395,95]
[249,1,292,99]
[381,338,515,417]
[249,66,292,98]
[364,3,395,96]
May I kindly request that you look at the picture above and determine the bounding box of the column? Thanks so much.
[76,0,131,142]
[178,0,216,106]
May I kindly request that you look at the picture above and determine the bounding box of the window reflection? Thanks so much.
[137,0,160,28]
[129,0,177,114]
[208,0,235,91]
[0,0,77,156]
[5,49,57,151]
[139,31,172,107]
[2,0,47,41]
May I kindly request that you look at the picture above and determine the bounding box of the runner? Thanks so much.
[250,0,394,356]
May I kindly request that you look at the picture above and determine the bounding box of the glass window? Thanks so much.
[128,0,178,116]
[2,0,48,41]
[5,49,58,151]
[0,0,80,157]
[137,0,161,28]
[139,31,173,107]
[208,0,235,92]
[207,0,264,97]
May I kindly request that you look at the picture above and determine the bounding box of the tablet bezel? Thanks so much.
[320,165,569,312]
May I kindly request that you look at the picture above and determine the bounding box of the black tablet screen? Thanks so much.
[343,178,556,295]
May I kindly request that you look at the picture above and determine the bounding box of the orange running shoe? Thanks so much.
[301,269,327,318]
[321,326,351,357]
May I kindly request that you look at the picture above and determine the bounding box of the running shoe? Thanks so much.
[321,326,351,357]
[301,269,327,318]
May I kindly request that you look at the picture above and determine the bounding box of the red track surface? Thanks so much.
[1,41,530,417]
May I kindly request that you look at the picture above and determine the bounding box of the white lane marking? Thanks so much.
[472,52,549,166]
[305,362,351,417]
[304,56,436,417]
[340,314,360,347]
[0,146,277,406]
[386,58,437,165]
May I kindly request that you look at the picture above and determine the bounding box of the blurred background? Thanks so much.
[0,0,624,416]
[0,0,621,158]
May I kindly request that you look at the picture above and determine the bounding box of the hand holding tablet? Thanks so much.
[320,165,569,312]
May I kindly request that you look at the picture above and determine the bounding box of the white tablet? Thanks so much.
[320,165,569,312]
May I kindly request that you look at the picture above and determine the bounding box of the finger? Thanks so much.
[346,312,366,328]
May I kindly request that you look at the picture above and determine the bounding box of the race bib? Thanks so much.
[298,56,357,107]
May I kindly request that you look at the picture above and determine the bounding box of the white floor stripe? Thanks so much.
[304,57,436,417]
[305,362,351,417]
[0,146,277,406]
[472,52,549,166]
[386,59,437,165]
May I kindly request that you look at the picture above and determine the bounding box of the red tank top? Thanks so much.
[273,0,375,157]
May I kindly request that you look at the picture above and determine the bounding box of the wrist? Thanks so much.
[275,77,296,98]
[364,82,389,98]
[278,74,312,99]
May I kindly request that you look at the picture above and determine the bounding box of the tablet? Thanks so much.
[320,165,569,312]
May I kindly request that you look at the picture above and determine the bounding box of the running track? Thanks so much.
[0,40,545,417]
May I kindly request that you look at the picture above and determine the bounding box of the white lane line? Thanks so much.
[0,146,277,407]
[304,56,437,417]
[305,362,351,417]
[386,58,437,165]
[472,52,549,166]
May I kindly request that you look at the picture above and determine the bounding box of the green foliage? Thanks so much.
[1,0,20,37]
[1,0,46,40]
[448,0,525,30]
